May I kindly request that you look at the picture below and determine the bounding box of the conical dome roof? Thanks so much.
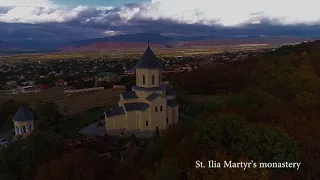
[12,106,35,122]
[135,47,163,69]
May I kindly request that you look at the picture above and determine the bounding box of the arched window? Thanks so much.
[143,75,145,85]
[152,75,155,85]
[160,106,163,111]
[155,106,158,112]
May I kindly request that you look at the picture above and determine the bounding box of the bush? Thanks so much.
[232,125,299,163]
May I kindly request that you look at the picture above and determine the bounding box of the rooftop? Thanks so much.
[167,99,179,107]
[12,106,35,122]
[124,103,150,111]
[96,71,120,78]
[121,91,138,99]
[166,87,176,95]
[105,106,125,117]
[135,47,163,69]
[132,85,166,92]
[146,93,161,102]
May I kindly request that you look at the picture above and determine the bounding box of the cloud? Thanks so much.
[0,0,319,42]
[1,0,320,25]
[0,0,54,7]
[148,0,320,26]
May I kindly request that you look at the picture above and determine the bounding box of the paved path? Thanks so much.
[80,113,196,138]
[80,121,156,138]
[80,120,105,136]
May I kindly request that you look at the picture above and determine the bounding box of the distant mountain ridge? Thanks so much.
[68,33,268,47]
[0,33,318,54]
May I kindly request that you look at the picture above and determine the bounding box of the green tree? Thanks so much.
[141,158,181,180]
[187,151,269,180]
[0,100,25,131]
[232,125,299,163]
[195,114,247,149]
[227,88,279,109]
[34,101,63,131]
[35,148,114,180]
[0,133,61,180]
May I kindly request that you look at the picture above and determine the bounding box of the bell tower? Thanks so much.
[135,42,163,88]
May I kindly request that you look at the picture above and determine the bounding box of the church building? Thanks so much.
[104,46,179,132]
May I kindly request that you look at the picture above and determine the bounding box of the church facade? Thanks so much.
[104,47,179,132]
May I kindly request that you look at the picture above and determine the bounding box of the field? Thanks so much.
[0,88,123,115]
[54,89,122,115]
[0,44,273,62]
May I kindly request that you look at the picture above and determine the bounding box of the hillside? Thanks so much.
[63,34,312,52]
[63,42,171,52]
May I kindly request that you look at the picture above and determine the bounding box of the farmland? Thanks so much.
[0,44,273,63]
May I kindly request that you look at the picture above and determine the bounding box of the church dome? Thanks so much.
[12,106,35,122]
[135,47,163,69]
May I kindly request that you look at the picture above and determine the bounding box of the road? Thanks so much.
[80,120,105,136]
[0,130,13,142]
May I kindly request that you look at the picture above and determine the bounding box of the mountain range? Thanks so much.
[0,33,317,54]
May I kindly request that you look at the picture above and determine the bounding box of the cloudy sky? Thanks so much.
[0,0,320,41]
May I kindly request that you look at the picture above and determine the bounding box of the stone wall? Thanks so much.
[64,87,104,93]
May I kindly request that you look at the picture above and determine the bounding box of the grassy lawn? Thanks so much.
[56,108,105,132]
[54,89,123,115]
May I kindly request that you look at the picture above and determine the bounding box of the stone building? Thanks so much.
[12,106,35,137]
[104,46,179,133]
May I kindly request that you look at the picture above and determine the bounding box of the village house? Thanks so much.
[96,72,121,83]
[55,79,67,87]
[7,85,41,94]
[124,69,136,76]
[104,46,179,134]
[6,81,17,86]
